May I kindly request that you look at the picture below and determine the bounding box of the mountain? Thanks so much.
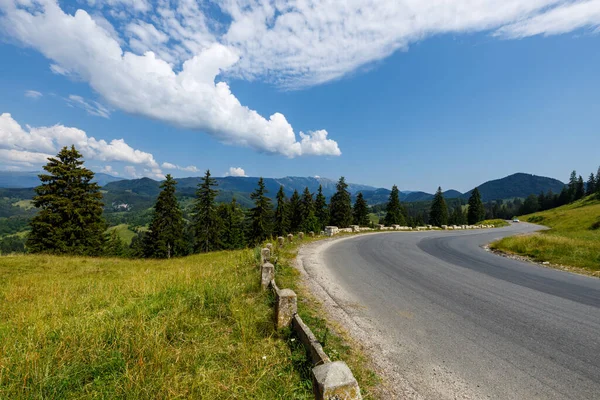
[0,171,122,188]
[462,173,565,202]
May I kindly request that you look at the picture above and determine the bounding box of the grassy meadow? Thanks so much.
[0,249,315,399]
[491,195,600,275]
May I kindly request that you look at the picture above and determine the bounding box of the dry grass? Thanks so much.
[0,251,313,399]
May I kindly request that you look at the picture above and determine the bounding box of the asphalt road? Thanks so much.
[321,223,600,399]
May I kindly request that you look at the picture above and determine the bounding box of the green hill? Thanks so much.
[491,195,600,275]
[464,173,565,202]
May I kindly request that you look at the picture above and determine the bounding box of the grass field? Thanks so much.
[490,195,600,275]
[0,250,315,398]
[107,224,137,245]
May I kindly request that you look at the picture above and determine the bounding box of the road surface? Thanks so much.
[305,223,600,399]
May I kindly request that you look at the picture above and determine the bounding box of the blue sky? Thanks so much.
[0,0,599,192]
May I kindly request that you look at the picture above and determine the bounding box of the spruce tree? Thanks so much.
[27,146,106,255]
[329,177,353,228]
[192,170,221,252]
[248,177,272,245]
[314,185,329,230]
[384,185,405,226]
[289,189,302,232]
[575,175,585,200]
[300,187,320,233]
[586,173,596,196]
[105,230,125,257]
[274,186,290,236]
[568,170,578,202]
[449,206,465,225]
[218,198,245,250]
[429,187,448,227]
[467,188,485,225]
[144,174,186,258]
[353,192,370,226]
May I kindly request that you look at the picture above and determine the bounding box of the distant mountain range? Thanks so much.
[0,171,566,209]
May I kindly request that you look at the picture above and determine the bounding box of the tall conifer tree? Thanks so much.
[429,187,448,227]
[575,175,585,200]
[218,198,245,249]
[586,173,596,196]
[384,185,405,226]
[27,146,106,255]
[248,177,272,245]
[274,186,290,236]
[467,188,485,224]
[568,170,578,202]
[353,192,370,226]
[289,189,302,232]
[314,185,329,230]
[192,169,221,252]
[329,177,353,228]
[300,187,320,233]
[145,174,186,258]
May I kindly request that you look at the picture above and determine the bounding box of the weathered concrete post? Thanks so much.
[261,247,271,264]
[320,231,325,236]
[309,231,315,237]
[261,263,275,290]
[266,243,273,251]
[312,361,362,400]
[277,236,285,246]
[275,289,297,329]
[287,233,294,243]
[299,232,305,240]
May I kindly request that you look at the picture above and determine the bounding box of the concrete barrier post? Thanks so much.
[312,361,362,400]
[261,263,275,290]
[261,247,271,263]
[277,236,285,246]
[287,233,294,243]
[299,232,305,240]
[266,243,273,251]
[310,231,315,237]
[276,289,297,329]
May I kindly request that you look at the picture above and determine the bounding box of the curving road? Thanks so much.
[316,223,600,399]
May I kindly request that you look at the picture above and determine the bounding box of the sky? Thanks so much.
[0,0,599,193]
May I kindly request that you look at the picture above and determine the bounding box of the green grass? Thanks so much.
[0,251,314,398]
[107,224,137,245]
[271,237,380,399]
[479,219,510,227]
[490,195,600,275]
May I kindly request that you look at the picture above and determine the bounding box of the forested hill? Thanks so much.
[462,173,565,202]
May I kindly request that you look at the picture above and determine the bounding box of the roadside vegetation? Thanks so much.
[479,219,510,227]
[0,250,316,398]
[491,195,600,275]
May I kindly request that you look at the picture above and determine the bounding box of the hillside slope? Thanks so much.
[491,195,600,274]
[464,173,565,202]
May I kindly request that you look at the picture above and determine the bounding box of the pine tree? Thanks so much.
[192,170,221,252]
[218,198,245,250]
[467,188,485,225]
[248,177,272,245]
[384,185,405,226]
[27,146,106,255]
[289,189,302,232]
[105,230,125,257]
[144,174,186,258]
[429,187,448,227]
[575,175,585,200]
[586,173,596,196]
[558,186,570,206]
[520,194,539,215]
[568,170,578,202]
[314,185,329,230]
[274,186,290,236]
[300,187,320,233]
[353,192,370,226]
[449,206,465,225]
[329,177,353,228]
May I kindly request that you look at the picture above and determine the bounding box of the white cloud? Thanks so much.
[124,165,138,178]
[101,165,118,175]
[0,112,161,175]
[1,0,598,157]
[161,162,199,173]
[225,167,246,177]
[0,1,340,157]
[66,95,111,118]
[25,90,42,99]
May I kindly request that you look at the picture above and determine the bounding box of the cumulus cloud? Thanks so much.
[161,162,199,173]
[0,1,340,157]
[66,95,111,118]
[25,90,42,99]
[0,112,163,175]
[1,0,597,157]
[225,167,246,177]
[101,165,118,175]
